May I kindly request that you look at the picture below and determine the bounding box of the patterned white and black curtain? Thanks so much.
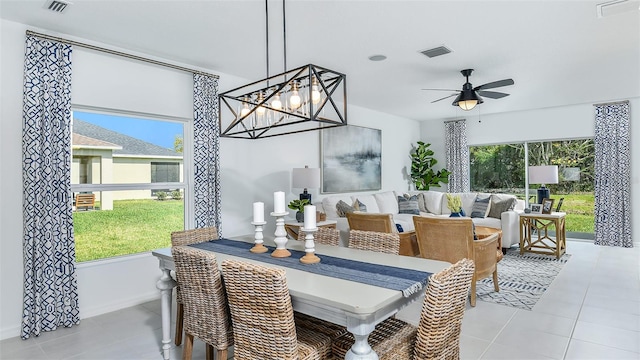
[593,101,632,247]
[445,120,470,193]
[22,35,79,339]
[193,74,222,232]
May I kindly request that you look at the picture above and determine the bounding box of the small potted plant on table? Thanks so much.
[288,199,310,223]
[446,194,465,217]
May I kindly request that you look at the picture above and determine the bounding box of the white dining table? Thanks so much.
[152,235,450,360]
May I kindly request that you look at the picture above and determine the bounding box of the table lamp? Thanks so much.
[528,165,558,204]
[292,165,320,204]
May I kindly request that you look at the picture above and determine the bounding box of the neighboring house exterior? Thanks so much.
[71,119,183,210]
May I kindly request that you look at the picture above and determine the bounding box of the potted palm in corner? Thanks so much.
[288,199,310,223]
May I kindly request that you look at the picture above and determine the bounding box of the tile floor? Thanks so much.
[1,240,638,360]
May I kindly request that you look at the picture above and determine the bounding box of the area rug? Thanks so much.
[475,248,571,310]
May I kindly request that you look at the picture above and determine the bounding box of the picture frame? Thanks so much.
[542,198,555,214]
[320,125,382,193]
[530,204,542,214]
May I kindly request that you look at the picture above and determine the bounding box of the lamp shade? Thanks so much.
[528,165,559,184]
[292,167,320,189]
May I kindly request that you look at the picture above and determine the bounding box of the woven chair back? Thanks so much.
[348,230,401,255]
[171,246,233,349]
[346,212,396,233]
[413,216,474,263]
[171,227,218,247]
[221,259,299,359]
[414,258,475,359]
[297,227,341,246]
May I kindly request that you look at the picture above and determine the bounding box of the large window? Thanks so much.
[470,139,595,237]
[71,110,188,262]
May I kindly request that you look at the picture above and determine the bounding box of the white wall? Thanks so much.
[420,100,640,242]
[0,19,420,339]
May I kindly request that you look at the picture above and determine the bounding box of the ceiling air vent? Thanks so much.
[596,0,639,18]
[44,0,71,13]
[420,46,452,58]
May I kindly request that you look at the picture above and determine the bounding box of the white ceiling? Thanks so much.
[2,0,639,122]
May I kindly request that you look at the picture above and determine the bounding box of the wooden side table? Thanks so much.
[519,212,566,259]
[284,220,337,240]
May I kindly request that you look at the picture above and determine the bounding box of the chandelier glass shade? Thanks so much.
[219,64,347,139]
[453,88,484,111]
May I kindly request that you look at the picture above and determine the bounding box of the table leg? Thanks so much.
[156,267,177,360]
[345,317,379,360]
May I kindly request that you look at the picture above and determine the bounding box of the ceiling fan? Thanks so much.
[423,69,514,111]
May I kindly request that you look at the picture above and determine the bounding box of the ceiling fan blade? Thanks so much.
[476,90,510,99]
[431,93,459,103]
[474,78,514,91]
[421,88,460,92]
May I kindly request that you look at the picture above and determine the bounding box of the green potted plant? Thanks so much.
[288,199,310,222]
[446,193,465,217]
[410,141,451,190]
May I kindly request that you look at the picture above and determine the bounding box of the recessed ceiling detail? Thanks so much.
[44,0,71,13]
[420,46,452,58]
[596,0,639,18]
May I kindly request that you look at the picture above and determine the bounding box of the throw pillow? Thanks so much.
[397,194,420,215]
[470,196,491,218]
[353,199,367,212]
[487,197,517,219]
[336,200,355,217]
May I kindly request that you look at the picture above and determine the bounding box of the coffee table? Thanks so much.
[284,220,337,240]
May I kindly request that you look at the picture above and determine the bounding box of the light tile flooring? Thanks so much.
[1,240,638,360]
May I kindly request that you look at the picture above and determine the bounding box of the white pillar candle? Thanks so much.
[274,191,285,213]
[253,202,264,223]
[303,205,316,230]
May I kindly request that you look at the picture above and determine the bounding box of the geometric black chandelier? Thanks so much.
[219,63,347,139]
[219,0,347,139]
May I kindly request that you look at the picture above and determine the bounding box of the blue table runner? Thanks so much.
[190,239,432,297]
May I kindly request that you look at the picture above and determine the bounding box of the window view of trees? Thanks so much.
[470,139,595,237]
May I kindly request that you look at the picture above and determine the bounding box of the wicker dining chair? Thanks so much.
[413,216,500,306]
[346,212,420,256]
[297,226,341,246]
[171,246,233,360]
[332,258,475,359]
[171,227,219,346]
[221,259,332,360]
[348,229,401,255]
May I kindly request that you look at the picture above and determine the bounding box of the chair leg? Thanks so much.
[182,333,194,360]
[175,302,184,346]
[470,274,477,307]
[493,270,500,292]
[206,344,214,360]
[216,348,228,360]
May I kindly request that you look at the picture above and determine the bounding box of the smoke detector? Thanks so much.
[44,0,72,13]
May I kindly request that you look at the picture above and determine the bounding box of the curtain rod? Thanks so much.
[26,30,219,79]
[593,100,629,107]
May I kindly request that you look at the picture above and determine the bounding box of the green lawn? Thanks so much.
[548,193,594,233]
[73,199,184,262]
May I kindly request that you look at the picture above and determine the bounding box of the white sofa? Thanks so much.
[318,190,525,250]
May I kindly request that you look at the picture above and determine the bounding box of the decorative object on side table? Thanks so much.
[299,205,321,264]
[292,166,320,204]
[288,198,310,223]
[250,201,268,253]
[446,193,465,217]
[528,165,559,204]
[530,203,542,214]
[541,198,555,215]
[271,191,291,258]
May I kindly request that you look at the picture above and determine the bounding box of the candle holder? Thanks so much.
[270,211,291,257]
[299,227,321,264]
[250,221,268,253]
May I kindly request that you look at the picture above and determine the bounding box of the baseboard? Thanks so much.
[0,291,161,341]
[79,290,160,320]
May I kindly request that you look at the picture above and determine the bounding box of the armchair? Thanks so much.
[412,216,500,306]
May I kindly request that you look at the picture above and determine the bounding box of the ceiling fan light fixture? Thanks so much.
[453,90,483,111]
